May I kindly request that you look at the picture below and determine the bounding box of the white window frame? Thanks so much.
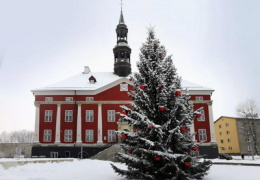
[64,130,73,142]
[65,110,73,122]
[195,96,203,101]
[226,123,229,127]
[226,131,230,135]
[108,110,115,122]
[197,110,205,121]
[85,130,94,142]
[228,147,232,150]
[65,97,73,101]
[86,97,94,101]
[86,110,94,122]
[248,146,252,151]
[108,130,116,142]
[45,110,53,122]
[198,129,207,141]
[43,129,52,142]
[246,137,252,142]
[220,139,224,143]
[227,138,231,142]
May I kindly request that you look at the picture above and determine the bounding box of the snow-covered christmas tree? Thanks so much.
[111,28,211,180]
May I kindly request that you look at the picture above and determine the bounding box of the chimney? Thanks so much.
[83,66,90,74]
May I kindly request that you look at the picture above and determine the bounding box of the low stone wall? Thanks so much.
[0,143,33,158]
[0,158,74,169]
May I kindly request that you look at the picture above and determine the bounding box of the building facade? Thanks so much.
[31,10,217,158]
[215,116,260,155]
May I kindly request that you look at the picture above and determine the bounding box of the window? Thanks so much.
[248,146,252,151]
[65,110,73,122]
[86,110,94,122]
[226,123,229,127]
[197,110,205,121]
[86,130,94,142]
[221,147,225,151]
[228,147,232,150]
[220,132,223,136]
[219,125,222,128]
[43,130,52,142]
[45,110,53,122]
[86,97,94,101]
[226,131,230,135]
[195,96,203,101]
[198,129,207,141]
[108,130,116,142]
[220,140,224,143]
[245,130,251,134]
[45,97,53,101]
[108,110,115,122]
[227,138,231,142]
[65,97,73,101]
[64,130,72,142]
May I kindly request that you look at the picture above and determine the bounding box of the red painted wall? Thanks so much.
[39,104,57,143]
[60,104,77,143]
[193,103,211,143]
[102,104,122,143]
[81,104,98,144]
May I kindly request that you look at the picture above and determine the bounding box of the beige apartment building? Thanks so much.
[215,116,260,155]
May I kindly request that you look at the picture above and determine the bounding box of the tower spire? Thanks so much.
[119,0,125,24]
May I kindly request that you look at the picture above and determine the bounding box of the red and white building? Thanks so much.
[31,10,218,158]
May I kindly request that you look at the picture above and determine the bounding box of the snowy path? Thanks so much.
[0,158,260,180]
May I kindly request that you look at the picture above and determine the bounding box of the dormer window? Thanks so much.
[89,75,96,84]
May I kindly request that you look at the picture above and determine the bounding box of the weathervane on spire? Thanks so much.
[121,0,123,12]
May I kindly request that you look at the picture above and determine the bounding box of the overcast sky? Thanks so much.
[0,0,260,132]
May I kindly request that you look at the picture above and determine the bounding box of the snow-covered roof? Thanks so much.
[32,71,214,95]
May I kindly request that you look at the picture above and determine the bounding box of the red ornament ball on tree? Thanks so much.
[127,150,132,154]
[159,106,166,112]
[184,162,190,166]
[193,146,199,151]
[122,111,127,115]
[154,157,162,161]
[121,134,127,140]
[148,125,154,129]
[175,89,181,95]
[195,113,201,118]
[140,85,146,90]
[180,126,187,131]
[157,84,163,88]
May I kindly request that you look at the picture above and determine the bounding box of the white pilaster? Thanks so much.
[189,122,196,141]
[55,104,61,144]
[208,101,216,143]
[33,104,40,144]
[76,104,82,144]
[97,104,103,144]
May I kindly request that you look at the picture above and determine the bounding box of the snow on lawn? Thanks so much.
[0,157,260,180]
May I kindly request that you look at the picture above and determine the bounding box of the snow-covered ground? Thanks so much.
[0,156,259,180]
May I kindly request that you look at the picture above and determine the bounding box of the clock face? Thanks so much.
[120,84,128,91]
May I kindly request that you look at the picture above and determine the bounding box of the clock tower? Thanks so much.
[113,8,131,77]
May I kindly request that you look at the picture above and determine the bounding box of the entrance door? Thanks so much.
[50,152,59,158]
[65,151,70,158]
